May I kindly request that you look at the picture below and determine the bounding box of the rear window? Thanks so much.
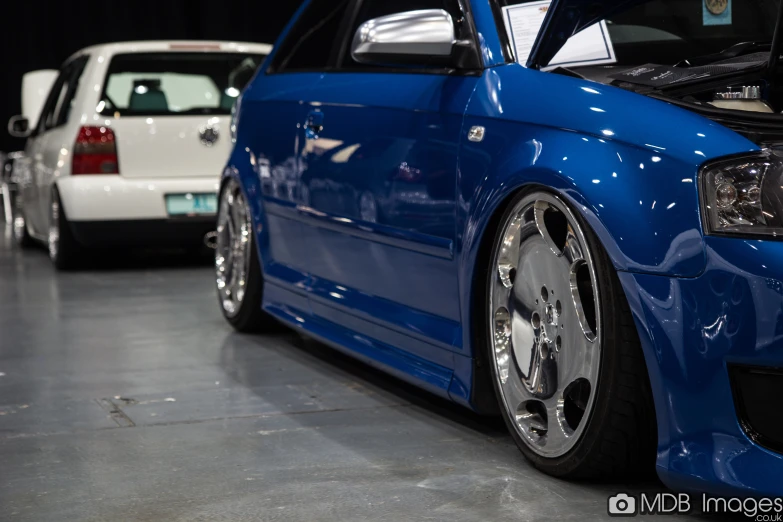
[99,52,266,117]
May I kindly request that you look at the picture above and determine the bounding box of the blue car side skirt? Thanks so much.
[263,281,456,399]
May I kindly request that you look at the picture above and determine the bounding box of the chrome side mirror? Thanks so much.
[8,116,31,139]
[351,9,457,66]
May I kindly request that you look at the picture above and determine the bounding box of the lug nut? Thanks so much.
[546,304,555,324]
[532,312,541,329]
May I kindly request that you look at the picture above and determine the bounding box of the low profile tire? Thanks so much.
[485,190,656,479]
[49,189,84,270]
[215,179,273,333]
[11,192,33,248]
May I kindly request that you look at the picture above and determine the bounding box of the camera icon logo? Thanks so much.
[608,493,638,517]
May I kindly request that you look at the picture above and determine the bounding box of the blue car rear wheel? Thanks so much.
[215,179,275,333]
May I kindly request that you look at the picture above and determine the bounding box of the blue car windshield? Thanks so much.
[501,0,780,67]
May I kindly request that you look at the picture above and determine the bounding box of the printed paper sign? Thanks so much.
[502,1,616,68]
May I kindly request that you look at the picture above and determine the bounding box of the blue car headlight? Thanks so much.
[701,149,783,237]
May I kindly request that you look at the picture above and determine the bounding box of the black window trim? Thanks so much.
[266,0,353,75]
[332,0,365,69]
[54,56,89,128]
[489,0,515,64]
[267,0,484,77]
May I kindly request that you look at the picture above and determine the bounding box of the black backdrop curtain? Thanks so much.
[0,0,304,153]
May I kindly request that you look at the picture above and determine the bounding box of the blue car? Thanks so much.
[215,0,783,498]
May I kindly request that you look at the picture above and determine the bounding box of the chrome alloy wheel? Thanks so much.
[490,192,601,458]
[215,180,253,318]
[48,197,60,261]
[12,194,27,244]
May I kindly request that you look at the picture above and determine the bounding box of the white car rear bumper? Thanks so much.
[57,175,220,221]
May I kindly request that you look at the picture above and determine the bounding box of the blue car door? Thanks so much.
[241,0,352,307]
[296,0,481,368]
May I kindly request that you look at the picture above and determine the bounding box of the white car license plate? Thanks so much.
[165,193,218,216]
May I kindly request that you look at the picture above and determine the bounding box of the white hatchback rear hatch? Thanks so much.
[94,42,270,179]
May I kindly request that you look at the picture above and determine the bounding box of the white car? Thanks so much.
[7,40,271,268]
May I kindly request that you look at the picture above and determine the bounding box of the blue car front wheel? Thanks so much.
[487,189,656,478]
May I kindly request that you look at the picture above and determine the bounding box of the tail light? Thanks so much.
[72,126,119,175]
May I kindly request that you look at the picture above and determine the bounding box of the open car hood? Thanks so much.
[526,0,646,69]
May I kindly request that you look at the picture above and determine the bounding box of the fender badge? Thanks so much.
[468,126,486,142]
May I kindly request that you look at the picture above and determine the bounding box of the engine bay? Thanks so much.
[556,49,783,144]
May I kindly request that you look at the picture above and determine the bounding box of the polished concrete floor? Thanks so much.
[0,220,726,521]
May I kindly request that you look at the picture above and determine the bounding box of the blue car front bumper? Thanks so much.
[619,236,783,497]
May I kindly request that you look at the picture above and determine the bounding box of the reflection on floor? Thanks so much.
[0,220,702,521]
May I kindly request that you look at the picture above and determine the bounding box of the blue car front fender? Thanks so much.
[452,66,759,407]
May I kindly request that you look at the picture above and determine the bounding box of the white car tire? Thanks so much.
[49,189,84,271]
[12,192,34,248]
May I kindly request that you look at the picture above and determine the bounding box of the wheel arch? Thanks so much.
[459,135,671,463]
[460,174,661,435]
[221,148,272,276]
[457,157,664,416]
[456,126,713,366]
[49,180,65,228]
[460,169,627,365]
[51,179,82,226]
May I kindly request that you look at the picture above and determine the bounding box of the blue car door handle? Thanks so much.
[305,110,324,140]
